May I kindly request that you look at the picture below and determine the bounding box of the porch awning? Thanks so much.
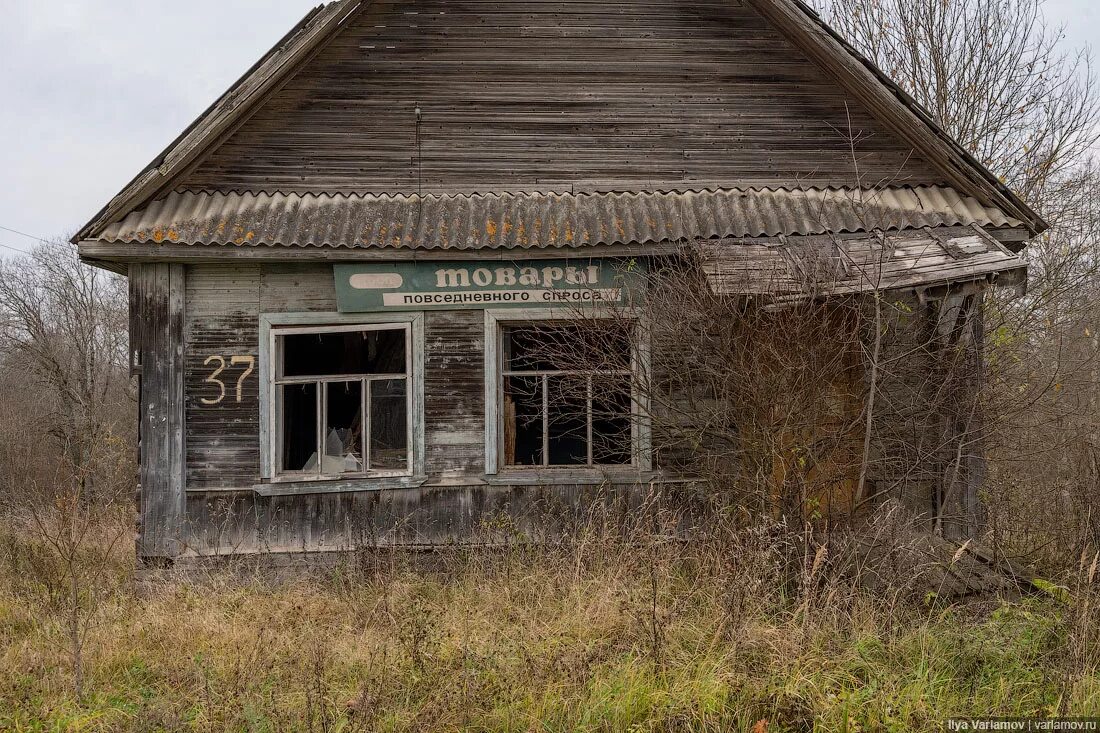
[700,225,1027,296]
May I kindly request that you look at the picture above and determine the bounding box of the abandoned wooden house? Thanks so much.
[74,0,1041,561]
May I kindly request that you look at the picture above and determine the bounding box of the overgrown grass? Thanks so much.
[1,522,1098,732]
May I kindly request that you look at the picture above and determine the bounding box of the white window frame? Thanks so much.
[484,308,651,476]
[259,312,425,483]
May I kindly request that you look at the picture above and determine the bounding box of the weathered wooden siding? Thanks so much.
[156,259,971,556]
[185,263,346,495]
[425,311,485,478]
[185,265,261,492]
[179,0,943,194]
[131,263,186,557]
[174,262,691,555]
[864,290,988,538]
[184,265,489,496]
[183,482,690,555]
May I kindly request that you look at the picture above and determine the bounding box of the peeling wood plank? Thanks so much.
[134,263,187,557]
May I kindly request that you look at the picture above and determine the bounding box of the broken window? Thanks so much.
[274,325,411,478]
[501,322,634,467]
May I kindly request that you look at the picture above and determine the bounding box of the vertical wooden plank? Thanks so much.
[127,264,143,378]
[139,264,164,555]
[129,265,147,555]
[483,310,499,474]
[934,291,985,540]
[963,301,987,535]
[135,263,187,558]
[424,310,485,477]
[258,319,274,480]
[167,264,186,552]
[411,313,427,477]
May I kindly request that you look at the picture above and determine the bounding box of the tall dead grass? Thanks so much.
[1,503,1098,732]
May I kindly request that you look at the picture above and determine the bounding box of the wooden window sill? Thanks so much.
[253,476,427,497]
[195,473,698,497]
[485,469,660,486]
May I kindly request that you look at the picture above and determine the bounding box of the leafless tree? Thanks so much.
[807,0,1100,570]
[0,243,134,701]
[0,241,131,505]
[815,0,1099,205]
[529,236,986,544]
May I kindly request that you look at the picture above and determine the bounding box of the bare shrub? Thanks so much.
[0,470,131,701]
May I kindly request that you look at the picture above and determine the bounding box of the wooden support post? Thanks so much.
[964,303,988,535]
[131,263,187,559]
[929,285,986,540]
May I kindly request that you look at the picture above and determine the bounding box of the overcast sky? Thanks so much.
[0,0,1096,255]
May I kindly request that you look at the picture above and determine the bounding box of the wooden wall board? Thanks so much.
[132,263,187,557]
[181,480,699,555]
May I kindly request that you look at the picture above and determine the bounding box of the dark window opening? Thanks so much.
[276,326,410,478]
[504,375,544,466]
[501,322,634,468]
[281,383,317,472]
[324,381,363,473]
[370,379,408,471]
[282,329,406,378]
[504,322,632,373]
[547,375,588,465]
[592,375,632,465]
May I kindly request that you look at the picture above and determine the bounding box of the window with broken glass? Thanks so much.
[274,324,411,479]
[501,322,634,468]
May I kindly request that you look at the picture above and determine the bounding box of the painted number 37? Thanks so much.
[200,355,255,405]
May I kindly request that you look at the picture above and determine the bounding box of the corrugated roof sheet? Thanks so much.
[701,225,1026,296]
[95,186,1021,250]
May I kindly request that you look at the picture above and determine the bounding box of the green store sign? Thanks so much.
[334,258,642,312]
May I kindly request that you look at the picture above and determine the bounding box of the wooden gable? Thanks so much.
[173,0,944,195]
